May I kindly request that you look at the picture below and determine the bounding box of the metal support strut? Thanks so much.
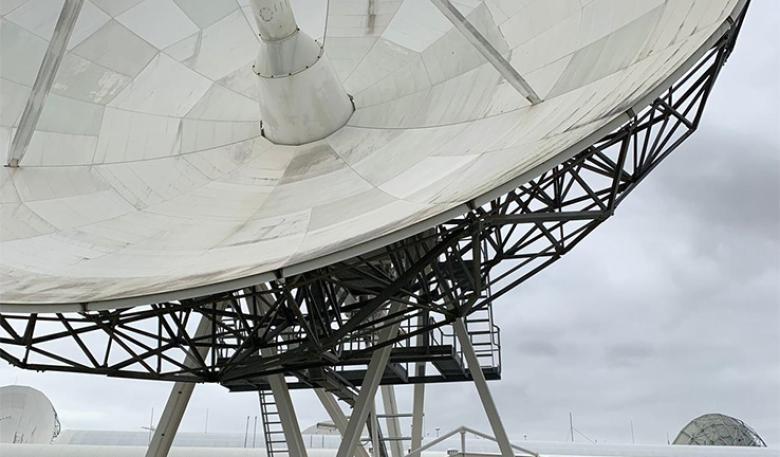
[316,389,372,457]
[146,307,222,457]
[7,0,84,167]
[336,303,406,457]
[430,0,541,105]
[454,318,513,457]
[260,376,308,457]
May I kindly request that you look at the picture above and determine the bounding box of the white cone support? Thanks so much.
[315,389,371,457]
[250,0,353,145]
[380,386,404,457]
[145,306,223,457]
[336,303,406,457]
[453,318,514,457]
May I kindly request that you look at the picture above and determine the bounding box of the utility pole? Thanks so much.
[244,415,250,448]
[204,409,208,435]
[630,420,635,444]
[253,416,258,448]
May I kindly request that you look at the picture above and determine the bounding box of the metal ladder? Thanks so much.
[259,389,289,457]
[464,302,501,371]
[377,410,413,457]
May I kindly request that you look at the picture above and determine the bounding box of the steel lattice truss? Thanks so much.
[0,12,745,391]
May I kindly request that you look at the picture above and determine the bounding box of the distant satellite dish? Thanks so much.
[674,414,767,447]
[0,385,61,444]
[0,0,744,310]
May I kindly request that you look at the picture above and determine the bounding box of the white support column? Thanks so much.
[370,403,380,457]
[409,314,427,457]
[453,318,514,457]
[7,0,83,167]
[315,389,371,457]
[410,381,425,457]
[146,309,219,457]
[145,382,195,457]
[336,303,405,457]
[250,0,353,145]
[380,386,404,457]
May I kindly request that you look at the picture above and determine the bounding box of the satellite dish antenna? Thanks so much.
[0,385,61,444]
[0,0,748,311]
[0,2,752,456]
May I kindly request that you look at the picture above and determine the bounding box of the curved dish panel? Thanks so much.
[0,0,742,307]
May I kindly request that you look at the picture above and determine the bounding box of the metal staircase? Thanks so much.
[259,389,289,457]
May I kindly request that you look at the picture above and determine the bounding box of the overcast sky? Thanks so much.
[2,0,778,449]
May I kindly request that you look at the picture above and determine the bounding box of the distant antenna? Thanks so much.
[569,413,574,443]
[148,408,154,444]
[205,409,209,435]
[630,420,635,444]
[569,414,596,445]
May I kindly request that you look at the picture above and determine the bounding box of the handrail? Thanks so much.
[402,426,538,457]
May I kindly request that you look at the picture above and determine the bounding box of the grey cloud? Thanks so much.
[604,343,655,368]
[514,340,561,359]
